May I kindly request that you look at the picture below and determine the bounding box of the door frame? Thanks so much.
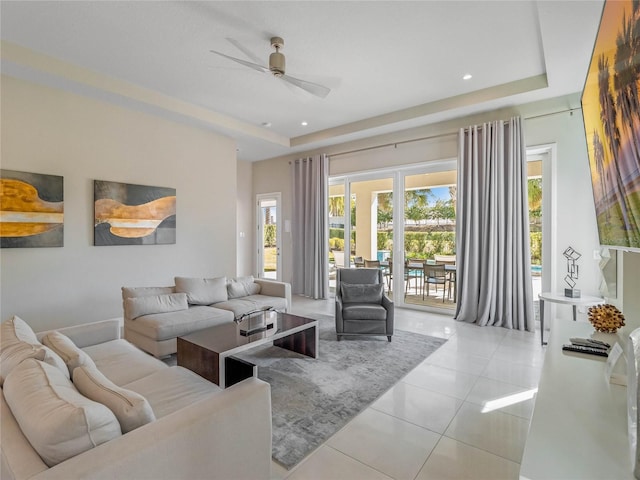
[528,143,558,319]
[256,192,282,281]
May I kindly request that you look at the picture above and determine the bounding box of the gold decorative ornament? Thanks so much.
[588,304,625,333]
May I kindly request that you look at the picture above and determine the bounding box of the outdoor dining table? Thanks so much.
[374,261,456,301]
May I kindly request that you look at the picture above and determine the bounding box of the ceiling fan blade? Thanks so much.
[281,74,331,99]
[225,38,264,65]
[209,49,269,74]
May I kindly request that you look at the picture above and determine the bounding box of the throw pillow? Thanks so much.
[0,316,70,384]
[1,315,39,350]
[175,276,227,305]
[4,359,121,467]
[41,331,97,376]
[227,276,261,299]
[41,345,71,379]
[124,292,189,321]
[121,286,176,300]
[341,282,384,304]
[0,342,46,386]
[73,366,156,433]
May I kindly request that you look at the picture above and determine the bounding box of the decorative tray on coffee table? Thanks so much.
[235,307,276,336]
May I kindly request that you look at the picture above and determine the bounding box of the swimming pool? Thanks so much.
[531,265,542,274]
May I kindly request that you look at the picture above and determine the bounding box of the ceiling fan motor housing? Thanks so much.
[269,51,285,76]
[269,36,285,76]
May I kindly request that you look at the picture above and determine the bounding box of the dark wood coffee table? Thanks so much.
[177,312,318,387]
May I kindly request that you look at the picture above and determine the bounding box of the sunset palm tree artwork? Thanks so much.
[582,0,640,249]
[94,180,176,246]
[0,170,64,248]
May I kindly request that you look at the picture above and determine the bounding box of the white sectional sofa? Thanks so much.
[123,276,291,357]
[0,316,272,480]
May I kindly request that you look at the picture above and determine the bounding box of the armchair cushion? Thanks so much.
[342,303,388,321]
[340,282,383,304]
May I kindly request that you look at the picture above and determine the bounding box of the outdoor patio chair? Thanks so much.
[332,250,346,268]
[383,260,393,291]
[423,263,447,302]
[447,268,457,302]
[404,259,423,297]
[434,254,456,265]
[335,268,394,341]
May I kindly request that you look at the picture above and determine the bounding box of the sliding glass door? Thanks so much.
[402,168,457,309]
[328,175,394,296]
[329,161,456,313]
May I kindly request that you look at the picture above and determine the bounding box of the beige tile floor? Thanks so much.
[270,296,543,480]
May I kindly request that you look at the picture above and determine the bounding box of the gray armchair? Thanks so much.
[335,268,394,341]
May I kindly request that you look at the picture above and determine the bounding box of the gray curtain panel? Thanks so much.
[291,154,329,299]
[455,117,535,331]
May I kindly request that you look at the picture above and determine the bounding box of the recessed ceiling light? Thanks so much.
[301,121,308,126]
[463,74,473,80]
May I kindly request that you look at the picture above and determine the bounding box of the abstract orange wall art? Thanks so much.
[0,170,64,248]
[94,180,176,246]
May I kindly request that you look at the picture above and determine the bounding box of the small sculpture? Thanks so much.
[563,246,581,298]
[588,304,625,333]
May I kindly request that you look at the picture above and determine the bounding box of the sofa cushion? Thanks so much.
[82,339,168,386]
[3,359,121,467]
[1,315,39,348]
[341,282,384,304]
[175,276,227,305]
[213,295,287,318]
[123,366,222,419]
[0,389,49,479]
[41,331,97,376]
[73,366,156,433]
[124,306,233,342]
[125,293,189,320]
[227,276,261,299]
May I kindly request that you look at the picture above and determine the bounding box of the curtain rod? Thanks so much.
[329,107,580,158]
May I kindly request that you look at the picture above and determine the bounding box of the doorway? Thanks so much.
[256,193,281,280]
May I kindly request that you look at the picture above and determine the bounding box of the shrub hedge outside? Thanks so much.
[326,227,542,265]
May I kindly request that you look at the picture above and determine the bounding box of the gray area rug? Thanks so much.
[234,313,447,470]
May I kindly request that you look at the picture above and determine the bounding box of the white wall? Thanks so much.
[0,76,237,331]
[253,159,293,283]
[623,251,640,331]
[236,159,253,276]
[253,94,614,319]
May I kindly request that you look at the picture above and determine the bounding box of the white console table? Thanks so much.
[520,318,633,479]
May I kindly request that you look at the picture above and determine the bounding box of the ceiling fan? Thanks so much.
[210,37,331,99]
